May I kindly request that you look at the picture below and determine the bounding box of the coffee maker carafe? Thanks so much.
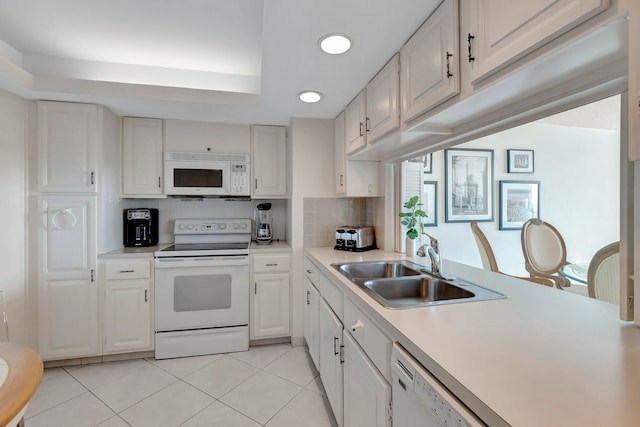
[255,203,272,244]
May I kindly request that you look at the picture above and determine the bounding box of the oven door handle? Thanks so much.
[155,256,249,268]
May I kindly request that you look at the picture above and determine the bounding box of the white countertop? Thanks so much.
[99,241,291,259]
[305,247,640,427]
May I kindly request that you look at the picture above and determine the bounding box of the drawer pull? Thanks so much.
[119,270,135,273]
[266,263,278,267]
[351,320,364,332]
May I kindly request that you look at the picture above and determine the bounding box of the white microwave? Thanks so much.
[164,152,250,197]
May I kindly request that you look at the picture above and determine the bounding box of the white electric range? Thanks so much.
[154,218,251,359]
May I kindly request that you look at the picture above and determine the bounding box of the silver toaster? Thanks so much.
[335,226,375,251]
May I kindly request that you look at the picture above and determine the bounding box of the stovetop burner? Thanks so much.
[154,218,252,258]
[161,242,249,252]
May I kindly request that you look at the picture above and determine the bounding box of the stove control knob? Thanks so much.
[219,223,226,230]
[240,223,247,229]
[187,224,194,230]
[178,224,186,231]
[233,223,239,229]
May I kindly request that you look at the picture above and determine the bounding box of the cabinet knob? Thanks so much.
[351,320,364,332]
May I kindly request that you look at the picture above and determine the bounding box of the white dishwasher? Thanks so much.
[391,343,485,427]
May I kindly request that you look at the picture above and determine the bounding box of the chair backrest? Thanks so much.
[470,222,499,272]
[521,218,567,275]
[587,242,620,304]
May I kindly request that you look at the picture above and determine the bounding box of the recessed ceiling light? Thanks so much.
[298,91,322,103]
[319,34,352,55]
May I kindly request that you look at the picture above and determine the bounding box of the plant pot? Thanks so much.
[406,237,418,257]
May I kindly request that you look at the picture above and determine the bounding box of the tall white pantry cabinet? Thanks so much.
[31,101,121,360]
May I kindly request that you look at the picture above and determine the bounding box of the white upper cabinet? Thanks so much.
[366,54,400,143]
[251,125,287,198]
[344,90,367,156]
[37,101,98,193]
[335,111,347,195]
[400,0,460,124]
[122,117,164,197]
[466,0,610,84]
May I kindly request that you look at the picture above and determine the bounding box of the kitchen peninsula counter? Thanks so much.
[305,247,640,427]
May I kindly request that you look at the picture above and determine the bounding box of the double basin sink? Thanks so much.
[331,260,506,309]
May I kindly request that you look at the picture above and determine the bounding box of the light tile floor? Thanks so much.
[24,344,338,427]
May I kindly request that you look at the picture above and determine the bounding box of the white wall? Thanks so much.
[126,197,288,244]
[0,89,26,344]
[290,117,334,345]
[422,122,620,276]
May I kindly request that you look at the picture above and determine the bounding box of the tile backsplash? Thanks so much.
[303,198,372,247]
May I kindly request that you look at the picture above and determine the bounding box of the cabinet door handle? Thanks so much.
[255,178,258,190]
[339,174,343,186]
[158,176,161,188]
[467,33,475,63]
[340,344,345,364]
[365,117,370,132]
[144,289,148,303]
[446,51,454,79]
[359,122,364,137]
[90,269,95,282]
[333,336,339,355]
[90,171,95,185]
[254,282,258,295]
[306,290,310,305]
[306,269,312,274]
[119,270,135,274]
[266,263,278,267]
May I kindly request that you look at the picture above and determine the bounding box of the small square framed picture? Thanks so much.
[499,180,540,230]
[507,149,534,173]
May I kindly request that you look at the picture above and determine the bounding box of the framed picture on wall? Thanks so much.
[507,149,534,173]
[423,181,438,227]
[444,148,494,223]
[499,180,540,230]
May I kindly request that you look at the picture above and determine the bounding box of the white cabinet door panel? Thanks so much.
[251,125,287,198]
[122,117,163,197]
[104,280,152,353]
[401,0,460,123]
[343,333,390,427]
[38,277,99,359]
[366,54,399,143]
[304,277,320,369]
[319,299,343,426]
[37,101,98,193]
[469,0,610,83]
[251,273,290,339]
[344,90,366,156]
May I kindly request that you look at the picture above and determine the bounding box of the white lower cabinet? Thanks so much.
[36,195,99,360]
[319,298,344,427]
[251,253,291,339]
[38,277,100,360]
[343,332,391,427]
[304,276,320,368]
[102,259,153,354]
[304,257,393,427]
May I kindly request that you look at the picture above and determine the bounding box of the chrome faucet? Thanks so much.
[417,232,453,280]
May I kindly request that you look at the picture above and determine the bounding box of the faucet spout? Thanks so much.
[417,232,453,280]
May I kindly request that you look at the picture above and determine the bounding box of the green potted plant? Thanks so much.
[399,195,427,256]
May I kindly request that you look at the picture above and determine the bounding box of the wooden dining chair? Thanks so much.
[520,218,571,289]
[587,241,620,304]
[470,222,553,287]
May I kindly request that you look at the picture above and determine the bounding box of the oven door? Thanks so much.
[164,160,230,196]
[154,255,249,331]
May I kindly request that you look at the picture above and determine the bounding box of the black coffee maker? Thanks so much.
[123,209,159,247]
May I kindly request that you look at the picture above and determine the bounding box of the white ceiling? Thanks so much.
[0,0,440,125]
